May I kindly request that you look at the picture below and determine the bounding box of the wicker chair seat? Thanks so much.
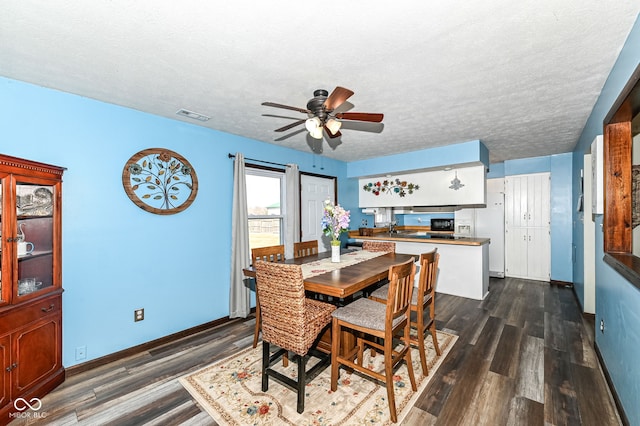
[331,298,406,332]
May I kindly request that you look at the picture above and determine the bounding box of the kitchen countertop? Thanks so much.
[353,232,490,246]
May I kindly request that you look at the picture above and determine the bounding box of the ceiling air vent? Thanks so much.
[176,109,210,122]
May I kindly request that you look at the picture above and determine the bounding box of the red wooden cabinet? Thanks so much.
[0,155,65,425]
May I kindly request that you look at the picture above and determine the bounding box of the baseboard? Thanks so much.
[66,309,255,377]
[550,279,573,288]
[594,343,630,426]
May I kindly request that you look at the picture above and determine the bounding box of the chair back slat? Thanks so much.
[293,240,318,258]
[251,245,285,264]
[385,258,416,323]
[417,249,439,302]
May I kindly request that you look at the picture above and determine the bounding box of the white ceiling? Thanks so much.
[1,1,639,163]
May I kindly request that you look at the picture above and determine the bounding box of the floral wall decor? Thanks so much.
[122,148,198,215]
[362,179,419,197]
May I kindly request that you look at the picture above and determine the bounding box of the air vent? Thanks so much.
[176,109,210,122]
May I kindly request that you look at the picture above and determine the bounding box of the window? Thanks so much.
[246,167,285,250]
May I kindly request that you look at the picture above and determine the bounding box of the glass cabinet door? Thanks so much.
[15,181,55,298]
[0,180,3,304]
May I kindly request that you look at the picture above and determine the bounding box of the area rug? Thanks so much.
[179,330,457,425]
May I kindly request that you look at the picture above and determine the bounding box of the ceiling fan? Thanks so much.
[261,86,384,140]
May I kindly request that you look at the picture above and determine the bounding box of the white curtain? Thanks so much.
[284,163,301,259]
[229,153,251,318]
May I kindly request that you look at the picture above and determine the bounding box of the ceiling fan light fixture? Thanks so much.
[325,118,342,134]
[310,126,323,139]
[305,117,321,132]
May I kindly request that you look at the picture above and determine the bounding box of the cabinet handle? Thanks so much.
[41,304,55,313]
[5,363,17,372]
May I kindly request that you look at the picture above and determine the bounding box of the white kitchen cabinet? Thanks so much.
[504,173,550,281]
[505,173,550,228]
[358,165,486,208]
[505,227,550,281]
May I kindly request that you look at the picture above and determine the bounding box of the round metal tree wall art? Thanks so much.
[122,148,198,215]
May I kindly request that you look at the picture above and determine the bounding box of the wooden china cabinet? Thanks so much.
[0,154,65,424]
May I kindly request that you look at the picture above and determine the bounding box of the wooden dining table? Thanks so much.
[243,249,416,355]
[242,249,415,299]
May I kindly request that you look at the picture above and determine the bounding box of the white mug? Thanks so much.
[17,241,34,256]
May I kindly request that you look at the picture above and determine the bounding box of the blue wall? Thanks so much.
[571,14,640,425]
[0,77,355,367]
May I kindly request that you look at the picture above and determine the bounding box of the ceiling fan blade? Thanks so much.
[261,102,310,114]
[275,128,306,141]
[323,86,354,111]
[323,124,342,139]
[274,119,306,132]
[335,112,384,122]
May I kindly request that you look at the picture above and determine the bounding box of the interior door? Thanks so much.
[300,174,335,252]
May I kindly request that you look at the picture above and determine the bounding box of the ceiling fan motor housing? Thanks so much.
[307,89,330,120]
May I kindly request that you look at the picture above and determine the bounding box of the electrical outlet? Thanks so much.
[134,308,144,322]
[600,319,605,333]
[75,345,87,361]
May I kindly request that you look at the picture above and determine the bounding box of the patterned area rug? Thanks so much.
[179,330,457,425]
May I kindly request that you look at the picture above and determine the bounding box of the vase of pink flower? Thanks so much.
[321,199,351,262]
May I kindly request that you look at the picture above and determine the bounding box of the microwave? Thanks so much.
[430,218,455,232]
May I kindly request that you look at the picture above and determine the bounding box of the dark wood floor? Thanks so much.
[9,277,621,425]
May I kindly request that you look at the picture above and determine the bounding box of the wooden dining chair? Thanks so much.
[360,241,396,297]
[362,240,396,253]
[254,261,335,414]
[251,245,285,349]
[370,249,441,376]
[293,240,318,258]
[330,257,417,423]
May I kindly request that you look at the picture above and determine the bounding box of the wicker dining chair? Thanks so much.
[362,240,396,253]
[251,245,285,349]
[254,261,336,414]
[330,257,417,423]
[370,249,441,376]
[293,240,318,258]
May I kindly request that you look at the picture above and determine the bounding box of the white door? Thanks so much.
[301,174,335,252]
[505,173,550,281]
[527,227,551,281]
[505,176,528,228]
[505,227,528,278]
[526,173,551,228]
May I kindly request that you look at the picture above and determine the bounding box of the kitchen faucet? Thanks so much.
[389,221,397,233]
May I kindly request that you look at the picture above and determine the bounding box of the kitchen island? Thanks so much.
[353,231,490,300]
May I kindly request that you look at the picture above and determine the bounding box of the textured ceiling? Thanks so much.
[1,1,639,163]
